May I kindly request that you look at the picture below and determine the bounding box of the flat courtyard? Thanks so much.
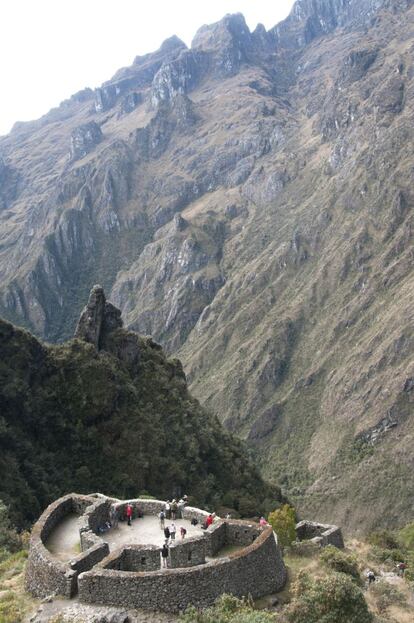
[46,513,206,561]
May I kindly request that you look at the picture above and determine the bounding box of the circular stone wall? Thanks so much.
[26,493,287,610]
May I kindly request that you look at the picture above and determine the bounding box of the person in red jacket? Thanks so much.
[206,514,213,527]
[126,503,133,526]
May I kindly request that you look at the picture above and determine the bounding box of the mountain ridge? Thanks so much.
[1,0,414,532]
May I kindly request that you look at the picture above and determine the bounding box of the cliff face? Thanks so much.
[1,0,414,531]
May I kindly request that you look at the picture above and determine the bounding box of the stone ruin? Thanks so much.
[295,520,344,548]
[25,493,287,613]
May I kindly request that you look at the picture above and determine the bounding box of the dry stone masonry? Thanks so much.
[26,493,287,612]
[295,520,344,548]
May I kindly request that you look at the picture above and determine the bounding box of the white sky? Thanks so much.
[0,1,295,137]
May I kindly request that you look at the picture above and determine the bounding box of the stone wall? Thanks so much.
[78,526,287,612]
[27,493,287,610]
[226,521,262,546]
[103,545,161,572]
[70,542,110,574]
[169,535,206,568]
[182,505,210,524]
[203,521,227,556]
[25,494,96,598]
[83,498,111,533]
[295,520,344,548]
[112,498,166,521]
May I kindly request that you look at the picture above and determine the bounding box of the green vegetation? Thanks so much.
[367,529,399,550]
[181,571,373,623]
[285,571,372,623]
[181,594,277,623]
[319,545,361,584]
[0,318,283,528]
[398,522,414,551]
[0,502,32,623]
[369,581,405,614]
[268,505,296,548]
[0,500,21,557]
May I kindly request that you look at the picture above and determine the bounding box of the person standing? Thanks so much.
[164,525,170,543]
[171,500,178,520]
[165,501,171,520]
[110,506,118,529]
[170,523,176,541]
[159,510,165,529]
[180,526,187,539]
[161,543,169,568]
[126,503,133,526]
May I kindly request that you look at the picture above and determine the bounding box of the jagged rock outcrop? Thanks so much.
[74,285,123,349]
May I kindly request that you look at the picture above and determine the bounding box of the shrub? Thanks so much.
[320,545,361,583]
[367,530,399,550]
[181,594,278,623]
[398,522,414,551]
[268,505,296,548]
[0,500,21,553]
[369,580,405,614]
[286,572,372,623]
[370,546,406,564]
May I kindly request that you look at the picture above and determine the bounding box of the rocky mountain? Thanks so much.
[1,0,414,532]
[0,286,281,527]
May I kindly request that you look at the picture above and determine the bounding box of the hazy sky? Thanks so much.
[0,0,296,136]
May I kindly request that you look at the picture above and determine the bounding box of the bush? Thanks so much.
[320,545,361,584]
[286,572,372,623]
[369,580,405,614]
[268,505,296,548]
[367,530,399,550]
[370,546,406,564]
[0,500,21,553]
[398,522,414,551]
[181,594,278,623]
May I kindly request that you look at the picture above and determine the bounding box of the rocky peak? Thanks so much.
[159,35,187,53]
[271,0,414,48]
[74,285,123,349]
[192,13,251,51]
[191,13,252,76]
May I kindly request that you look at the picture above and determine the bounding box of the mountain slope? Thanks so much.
[0,0,414,531]
[0,286,281,527]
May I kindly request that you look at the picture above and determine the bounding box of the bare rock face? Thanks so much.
[74,284,106,347]
[74,285,123,349]
[70,121,103,161]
